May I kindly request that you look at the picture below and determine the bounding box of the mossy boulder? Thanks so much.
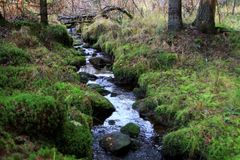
[57,122,92,159]
[120,123,140,138]
[88,83,110,96]
[0,93,66,138]
[79,72,98,83]
[87,91,115,124]
[82,18,120,44]
[133,98,159,119]
[43,82,114,124]
[89,57,113,69]
[100,132,131,155]
[67,56,86,69]
[0,42,30,66]
[40,25,73,47]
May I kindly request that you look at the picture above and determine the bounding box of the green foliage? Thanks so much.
[0,128,16,154]
[150,51,177,69]
[0,42,30,66]
[229,31,240,58]
[29,147,77,160]
[0,93,66,138]
[163,127,202,158]
[13,20,39,30]
[57,122,92,158]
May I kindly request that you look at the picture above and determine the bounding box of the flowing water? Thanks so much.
[68,28,163,160]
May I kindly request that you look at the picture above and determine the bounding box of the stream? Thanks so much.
[68,28,163,160]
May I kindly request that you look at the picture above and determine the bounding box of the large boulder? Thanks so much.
[89,57,112,69]
[100,132,131,155]
[120,123,140,138]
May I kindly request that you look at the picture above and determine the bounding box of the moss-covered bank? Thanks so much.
[80,17,240,159]
[0,21,114,159]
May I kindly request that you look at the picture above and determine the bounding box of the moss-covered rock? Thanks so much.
[43,82,114,124]
[56,122,92,158]
[88,83,110,96]
[120,123,140,138]
[82,18,120,44]
[0,93,66,138]
[41,25,73,47]
[67,56,86,69]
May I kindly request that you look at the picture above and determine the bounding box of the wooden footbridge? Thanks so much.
[58,6,133,26]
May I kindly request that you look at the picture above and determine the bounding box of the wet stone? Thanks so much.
[108,120,116,125]
[100,132,131,155]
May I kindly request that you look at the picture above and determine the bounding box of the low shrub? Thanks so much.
[0,42,30,65]
[9,27,39,48]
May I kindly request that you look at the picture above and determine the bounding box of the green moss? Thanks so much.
[0,42,30,66]
[43,82,92,115]
[29,147,77,160]
[0,93,66,138]
[57,122,92,158]
[82,18,120,44]
[229,31,240,58]
[138,68,237,126]
[163,115,240,159]
[66,56,86,69]
[43,82,113,116]
[120,123,140,138]
[0,66,38,90]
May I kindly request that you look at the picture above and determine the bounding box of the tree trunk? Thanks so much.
[168,0,182,31]
[194,0,216,33]
[232,0,236,15]
[40,0,48,25]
